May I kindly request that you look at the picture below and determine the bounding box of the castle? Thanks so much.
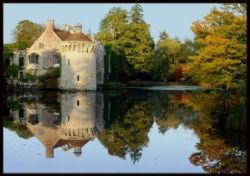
[10,20,105,90]
[10,93,105,158]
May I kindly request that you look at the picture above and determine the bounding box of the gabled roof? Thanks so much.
[54,139,90,148]
[66,32,93,42]
[54,29,71,41]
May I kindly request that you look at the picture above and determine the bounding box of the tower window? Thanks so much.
[68,59,70,65]
[77,100,80,106]
[77,75,79,81]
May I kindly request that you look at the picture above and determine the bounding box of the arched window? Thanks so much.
[19,56,24,66]
[28,114,39,125]
[68,59,70,65]
[29,53,39,64]
[77,75,79,81]
[77,100,80,106]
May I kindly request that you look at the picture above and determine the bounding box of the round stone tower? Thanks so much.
[59,23,98,90]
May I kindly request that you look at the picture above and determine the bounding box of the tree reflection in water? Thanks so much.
[3,89,246,173]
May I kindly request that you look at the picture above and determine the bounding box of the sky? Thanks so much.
[3,3,222,44]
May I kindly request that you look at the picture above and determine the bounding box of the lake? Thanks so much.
[3,87,247,173]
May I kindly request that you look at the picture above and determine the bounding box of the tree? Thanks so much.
[152,32,181,81]
[3,43,16,61]
[121,4,154,74]
[98,101,154,163]
[130,3,145,24]
[119,22,154,73]
[96,4,155,80]
[95,7,132,82]
[159,31,169,40]
[95,7,129,45]
[188,4,246,89]
[12,20,44,49]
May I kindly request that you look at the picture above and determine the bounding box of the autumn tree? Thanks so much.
[12,20,44,49]
[188,3,246,89]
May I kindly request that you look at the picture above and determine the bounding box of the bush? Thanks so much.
[38,67,60,89]
[102,81,127,89]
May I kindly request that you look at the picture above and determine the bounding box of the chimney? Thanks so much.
[74,22,82,33]
[46,20,54,32]
[46,146,54,158]
[73,147,82,157]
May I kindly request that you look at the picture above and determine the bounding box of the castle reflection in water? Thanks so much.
[9,92,105,158]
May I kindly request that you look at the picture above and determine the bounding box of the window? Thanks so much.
[53,54,61,64]
[68,115,70,121]
[29,53,39,64]
[39,43,44,49]
[68,59,70,65]
[19,108,24,118]
[28,114,39,125]
[19,57,24,66]
[19,72,24,79]
[77,100,80,106]
[77,75,79,81]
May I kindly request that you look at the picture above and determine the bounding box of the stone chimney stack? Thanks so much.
[46,20,54,32]
[74,22,82,33]
[73,147,82,157]
[46,146,54,158]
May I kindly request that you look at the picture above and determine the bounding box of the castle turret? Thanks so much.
[59,23,98,90]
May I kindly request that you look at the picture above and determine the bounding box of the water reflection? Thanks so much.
[6,92,105,158]
[3,89,246,173]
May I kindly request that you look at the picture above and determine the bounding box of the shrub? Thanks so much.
[102,81,127,89]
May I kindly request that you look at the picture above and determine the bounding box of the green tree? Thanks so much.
[98,101,154,163]
[3,43,16,61]
[12,20,44,49]
[130,3,145,24]
[95,7,131,82]
[96,4,154,81]
[159,31,169,40]
[152,32,181,81]
[119,4,154,74]
[95,7,129,45]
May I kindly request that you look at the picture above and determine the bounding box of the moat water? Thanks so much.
[3,88,247,173]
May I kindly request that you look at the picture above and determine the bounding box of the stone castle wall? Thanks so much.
[59,41,97,90]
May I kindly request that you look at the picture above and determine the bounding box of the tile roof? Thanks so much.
[54,139,90,148]
[66,32,93,42]
[54,29,71,41]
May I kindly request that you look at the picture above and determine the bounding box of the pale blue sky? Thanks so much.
[4,3,222,44]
